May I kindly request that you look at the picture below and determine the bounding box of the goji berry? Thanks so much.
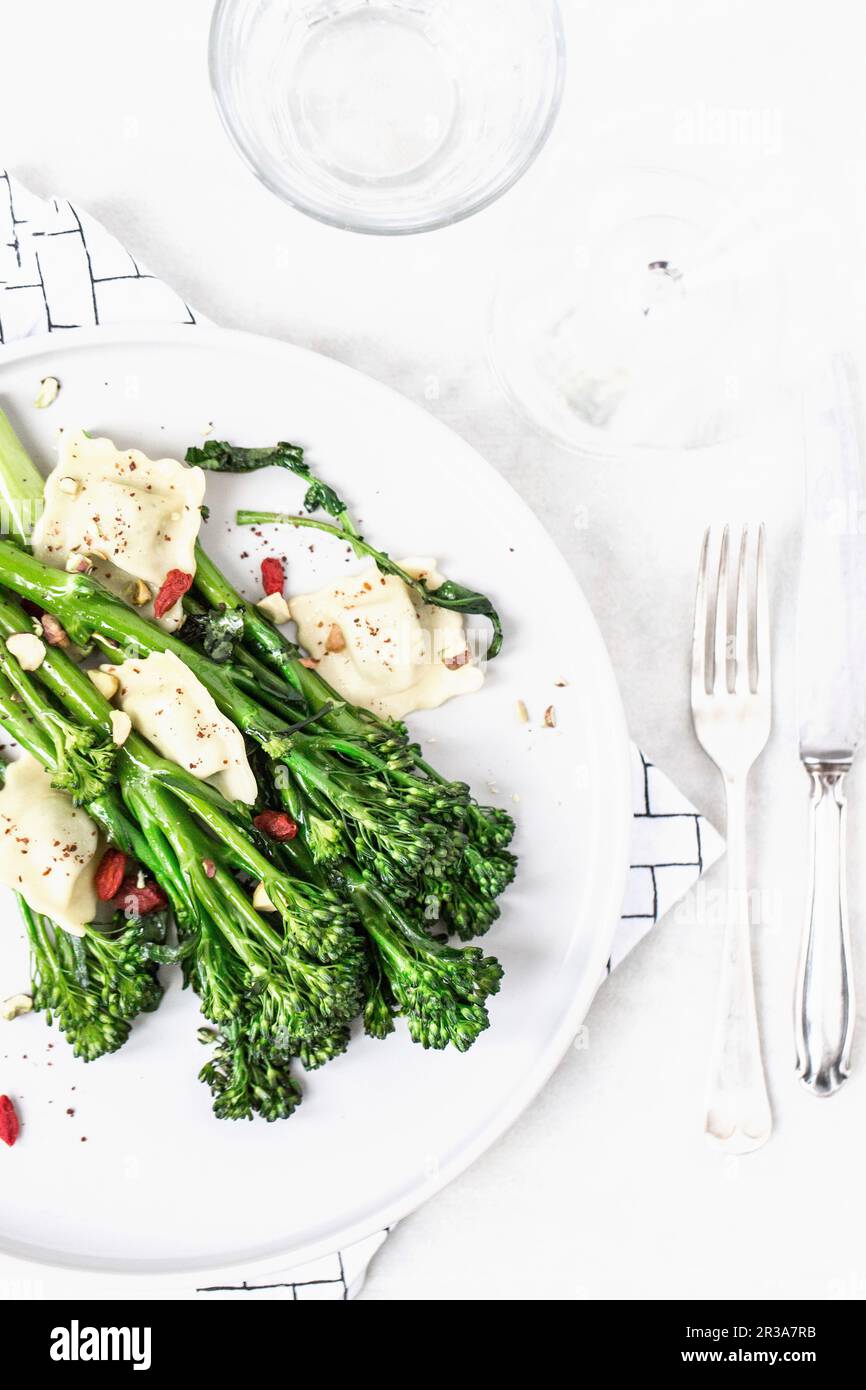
[253,810,298,842]
[261,557,285,596]
[153,569,193,619]
[0,1095,20,1147]
[116,878,168,916]
[95,848,127,901]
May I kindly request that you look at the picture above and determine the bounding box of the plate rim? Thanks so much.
[0,322,632,1283]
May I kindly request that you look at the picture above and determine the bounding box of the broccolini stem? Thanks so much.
[0,584,352,962]
[0,409,45,542]
[0,662,158,870]
[0,540,286,737]
[192,542,344,717]
[0,669,57,765]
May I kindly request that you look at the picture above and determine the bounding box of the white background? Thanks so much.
[3,0,866,1300]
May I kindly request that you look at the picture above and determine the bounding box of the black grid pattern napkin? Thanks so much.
[0,173,723,1299]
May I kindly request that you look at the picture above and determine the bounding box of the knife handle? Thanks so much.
[795,765,855,1096]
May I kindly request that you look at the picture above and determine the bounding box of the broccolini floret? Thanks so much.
[21,900,166,1062]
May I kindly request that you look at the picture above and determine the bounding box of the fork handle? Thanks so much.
[794,764,855,1096]
[704,775,772,1154]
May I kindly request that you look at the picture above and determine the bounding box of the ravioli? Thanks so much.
[32,430,206,631]
[289,557,484,720]
[0,756,101,936]
[103,650,257,806]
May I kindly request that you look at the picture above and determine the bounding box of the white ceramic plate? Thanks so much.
[0,324,630,1281]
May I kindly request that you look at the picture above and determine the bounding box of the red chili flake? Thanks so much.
[95,848,127,901]
[153,568,193,618]
[0,1095,19,1147]
[115,877,168,916]
[254,810,298,842]
[261,556,285,596]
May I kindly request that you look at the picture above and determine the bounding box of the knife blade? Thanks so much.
[798,354,866,763]
[795,353,866,1095]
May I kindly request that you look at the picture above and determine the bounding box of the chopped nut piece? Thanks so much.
[41,614,70,648]
[300,656,319,669]
[1,993,33,1021]
[554,678,569,688]
[34,376,60,409]
[127,578,151,607]
[443,648,471,671]
[88,668,120,701]
[256,591,292,625]
[543,704,556,728]
[6,632,46,671]
[202,858,216,879]
[325,623,346,653]
[88,547,110,562]
[65,553,93,575]
[57,476,80,496]
[253,881,277,912]
[110,710,132,746]
[516,699,529,723]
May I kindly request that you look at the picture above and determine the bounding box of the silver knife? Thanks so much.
[795,354,866,1096]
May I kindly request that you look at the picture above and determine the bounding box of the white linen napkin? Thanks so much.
[0,173,723,1299]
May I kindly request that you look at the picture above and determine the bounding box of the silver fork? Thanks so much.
[691,524,772,1155]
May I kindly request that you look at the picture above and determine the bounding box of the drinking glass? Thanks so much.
[210,0,566,235]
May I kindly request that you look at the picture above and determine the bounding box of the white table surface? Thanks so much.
[3,0,866,1301]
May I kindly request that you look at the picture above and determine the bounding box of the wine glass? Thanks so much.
[489,166,785,455]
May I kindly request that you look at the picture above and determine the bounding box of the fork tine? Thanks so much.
[691,527,711,702]
[713,525,730,694]
[733,525,750,693]
[755,522,770,694]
